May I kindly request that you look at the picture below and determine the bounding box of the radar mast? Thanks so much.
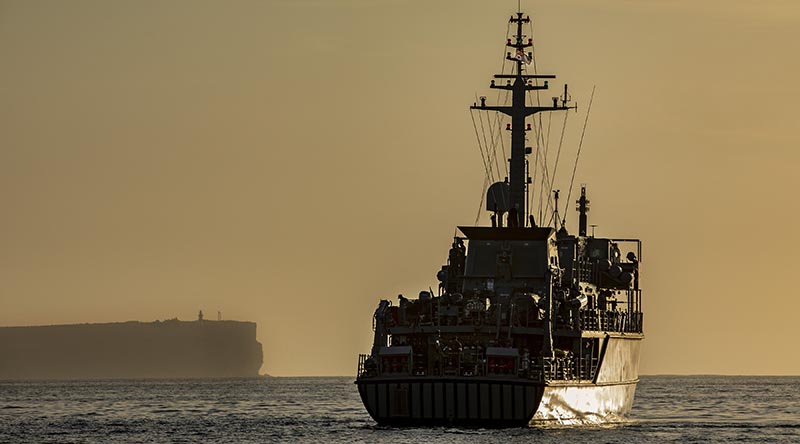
[471,10,575,228]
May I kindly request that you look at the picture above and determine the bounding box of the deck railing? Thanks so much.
[357,353,369,378]
[579,309,643,333]
[528,355,599,381]
[357,352,600,382]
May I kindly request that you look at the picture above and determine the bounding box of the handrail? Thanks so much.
[578,308,643,333]
[357,351,602,381]
[528,355,599,381]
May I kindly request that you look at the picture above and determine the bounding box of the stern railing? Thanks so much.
[529,355,599,382]
[357,353,368,378]
[579,308,643,333]
[358,352,600,382]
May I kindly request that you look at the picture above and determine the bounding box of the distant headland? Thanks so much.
[0,317,263,380]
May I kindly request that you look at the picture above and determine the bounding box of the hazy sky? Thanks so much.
[2,0,799,376]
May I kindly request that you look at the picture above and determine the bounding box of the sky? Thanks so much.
[2,0,799,376]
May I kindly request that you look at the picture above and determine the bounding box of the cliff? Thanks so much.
[0,319,263,380]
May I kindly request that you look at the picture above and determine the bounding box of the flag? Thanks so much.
[515,49,532,65]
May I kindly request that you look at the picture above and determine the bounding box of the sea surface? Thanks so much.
[0,376,798,443]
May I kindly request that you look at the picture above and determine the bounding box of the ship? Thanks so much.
[0,314,263,380]
[355,9,643,426]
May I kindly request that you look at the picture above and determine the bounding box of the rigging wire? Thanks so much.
[472,21,513,225]
[488,24,514,181]
[492,90,510,178]
[530,21,557,225]
[545,111,570,226]
[535,115,549,223]
[476,101,501,179]
[524,17,555,225]
[528,20,545,222]
[534,137,554,223]
[484,110,504,179]
[545,109,553,154]
[563,85,596,223]
[537,147,548,222]
[482,20,511,192]
[470,108,494,183]
[473,94,496,180]
[473,103,508,227]
[479,25,513,184]
[538,113,553,223]
[474,175,489,226]
[529,115,539,223]
[495,24,511,179]
[526,84,542,220]
[526,92,556,225]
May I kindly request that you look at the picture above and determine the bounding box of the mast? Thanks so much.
[577,185,590,236]
[471,11,575,228]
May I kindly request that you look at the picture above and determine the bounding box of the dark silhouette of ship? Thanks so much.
[355,9,643,426]
[0,314,263,380]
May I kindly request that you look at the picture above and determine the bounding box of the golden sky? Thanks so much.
[2,0,799,376]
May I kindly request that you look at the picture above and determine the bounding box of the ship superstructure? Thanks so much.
[355,10,643,426]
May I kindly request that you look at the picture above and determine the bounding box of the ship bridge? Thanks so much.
[457,226,557,283]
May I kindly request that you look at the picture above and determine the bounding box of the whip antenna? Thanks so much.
[563,85,595,224]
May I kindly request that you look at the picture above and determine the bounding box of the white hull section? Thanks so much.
[533,381,638,424]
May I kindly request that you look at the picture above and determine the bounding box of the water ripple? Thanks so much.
[0,376,797,443]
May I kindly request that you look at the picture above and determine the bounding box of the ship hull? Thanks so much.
[356,377,543,427]
[356,378,637,427]
[356,335,642,427]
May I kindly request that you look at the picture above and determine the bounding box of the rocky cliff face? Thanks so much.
[0,320,263,380]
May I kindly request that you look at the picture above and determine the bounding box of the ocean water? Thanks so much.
[0,376,798,443]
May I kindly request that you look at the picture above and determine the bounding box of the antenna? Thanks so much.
[552,189,561,230]
[576,185,590,236]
